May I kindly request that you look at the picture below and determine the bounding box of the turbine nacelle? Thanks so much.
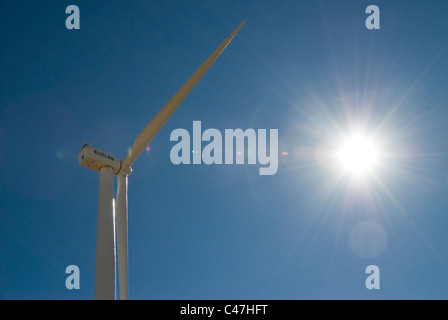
[78,144,132,176]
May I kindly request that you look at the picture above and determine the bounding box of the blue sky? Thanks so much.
[1,0,448,299]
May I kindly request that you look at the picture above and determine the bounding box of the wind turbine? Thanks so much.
[78,20,246,300]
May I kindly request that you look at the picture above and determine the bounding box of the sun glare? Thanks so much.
[337,134,380,177]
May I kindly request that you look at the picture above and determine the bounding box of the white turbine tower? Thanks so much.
[78,21,245,300]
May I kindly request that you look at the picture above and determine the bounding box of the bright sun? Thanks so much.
[337,134,380,177]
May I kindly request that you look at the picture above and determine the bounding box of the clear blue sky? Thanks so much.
[1,0,448,299]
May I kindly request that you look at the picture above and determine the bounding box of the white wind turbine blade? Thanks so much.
[116,174,128,300]
[95,166,116,300]
[123,20,246,168]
